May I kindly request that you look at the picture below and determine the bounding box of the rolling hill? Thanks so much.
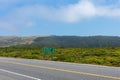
[0,36,36,47]
[1,36,120,47]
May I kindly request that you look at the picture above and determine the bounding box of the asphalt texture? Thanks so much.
[0,57,120,80]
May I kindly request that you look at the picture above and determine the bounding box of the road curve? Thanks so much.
[0,57,120,80]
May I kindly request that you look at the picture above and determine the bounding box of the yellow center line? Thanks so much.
[0,60,120,80]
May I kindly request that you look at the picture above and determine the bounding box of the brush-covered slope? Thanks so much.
[1,36,120,47]
[31,36,120,47]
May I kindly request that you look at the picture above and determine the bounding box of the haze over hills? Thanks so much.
[0,36,120,47]
[0,36,37,47]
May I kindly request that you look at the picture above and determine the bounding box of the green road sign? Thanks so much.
[42,47,55,54]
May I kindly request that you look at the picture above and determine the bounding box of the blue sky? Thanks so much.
[0,0,120,36]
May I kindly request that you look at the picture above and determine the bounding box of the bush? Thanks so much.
[0,46,120,67]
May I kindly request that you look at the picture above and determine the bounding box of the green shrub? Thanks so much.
[0,46,120,67]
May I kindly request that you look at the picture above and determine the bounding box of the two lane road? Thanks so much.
[0,57,120,80]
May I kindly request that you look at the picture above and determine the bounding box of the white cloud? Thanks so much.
[52,0,120,22]
[57,0,96,22]
[2,0,97,23]
[97,6,120,17]
[0,0,120,31]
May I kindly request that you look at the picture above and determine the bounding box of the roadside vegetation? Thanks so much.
[0,46,120,67]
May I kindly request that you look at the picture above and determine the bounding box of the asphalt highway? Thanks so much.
[0,57,120,80]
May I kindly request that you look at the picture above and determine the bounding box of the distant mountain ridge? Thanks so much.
[0,36,120,47]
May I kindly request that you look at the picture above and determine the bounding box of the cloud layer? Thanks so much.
[0,0,120,31]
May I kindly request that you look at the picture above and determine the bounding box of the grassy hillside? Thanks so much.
[0,36,37,46]
[1,36,120,47]
[0,46,120,67]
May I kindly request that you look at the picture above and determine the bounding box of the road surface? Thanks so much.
[0,57,120,80]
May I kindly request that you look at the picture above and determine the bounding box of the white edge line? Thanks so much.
[0,69,42,80]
